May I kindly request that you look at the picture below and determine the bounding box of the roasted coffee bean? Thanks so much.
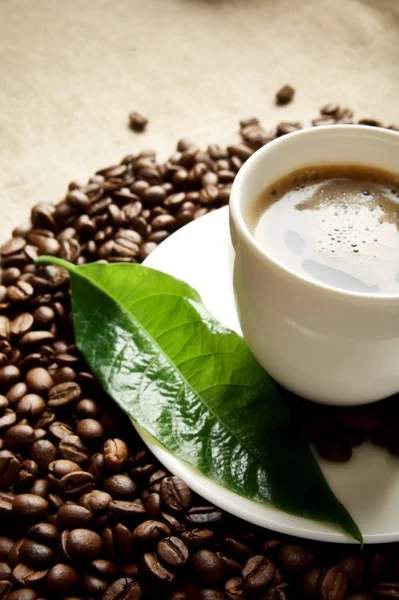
[277,544,313,574]
[0,411,17,431]
[1,268,19,288]
[242,555,275,591]
[8,590,37,600]
[28,523,58,546]
[16,395,46,419]
[79,489,111,521]
[19,539,54,567]
[59,471,96,498]
[11,562,48,587]
[6,382,27,405]
[143,552,175,584]
[157,536,189,568]
[102,577,141,600]
[301,567,323,599]
[161,511,186,534]
[129,110,148,132]
[0,451,20,488]
[275,84,295,105]
[0,563,11,581]
[10,313,34,337]
[28,479,48,498]
[32,306,55,326]
[30,440,56,472]
[57,503,93,529]
[262,588,289,600]
[160,477,191,513]
[222,539,253,563]
[8,540,25,568]
[0,396,8,414]
[103,474,137,499]
[47,563,80,594]
[0,367,20,391]
[76,399,99,419]
[7,281,34,303]
[0,537,14,560]
[225,577,247,600]
[18,460,38,486]
[91,558,119,580]
[64,529,102,562]
[103,438,129,473]
[335,554,364,583]
[132,520,171,544]
[109,499,146,522]
[58,435,89,463]
[76,418,104,441]
[320,567,347,600]
[13,494,48,519]
[144,492,161,519]
[88,452,105,482]
[192,550,223,586]
[186,506,223,525]
[4,424,35,449]
[181,529,214,548]
[83,573,108,595]
[200,591,225,600]
[25,368,53,395]
[48,382,81,408]
[49,421,74,442]
[371,583,399,599]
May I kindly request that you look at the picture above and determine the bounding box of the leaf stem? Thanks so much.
[35,255,76,272]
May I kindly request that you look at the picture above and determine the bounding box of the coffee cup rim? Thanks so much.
[230,124,399,303]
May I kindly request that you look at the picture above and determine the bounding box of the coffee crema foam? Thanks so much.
[248,164,399,294]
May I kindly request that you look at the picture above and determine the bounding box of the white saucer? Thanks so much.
[140,206,399,544]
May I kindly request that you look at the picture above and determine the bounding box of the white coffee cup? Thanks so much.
[229,125,399,406]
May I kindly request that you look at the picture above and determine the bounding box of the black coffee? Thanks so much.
[248,164,399,294]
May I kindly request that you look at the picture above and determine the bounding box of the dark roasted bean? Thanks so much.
[157,536,189,568]
[160,476,191,513]
[4,424,35,450]
[47,563,80,594]
[64,529,102,562]
[19,539,54,567]
[0,451,20,488]
[57,503,93,529]
[275,84,295,105]
[48,382,81,408]
[144,551,175,583]
[103,474,137,499]
[132,520,171,544]
[192,550,223,586]
[182,528,214,548]
[242,555,275,591]
[186,506,223,525]
[12,494,48,519]
[277,544,313,574]
[320,567,347,600]
[102,577,141,600]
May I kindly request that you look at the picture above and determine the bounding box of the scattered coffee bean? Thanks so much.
[128,110,148,132]
[275,84,295,105]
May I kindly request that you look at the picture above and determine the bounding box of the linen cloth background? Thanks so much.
[1,0,399,241]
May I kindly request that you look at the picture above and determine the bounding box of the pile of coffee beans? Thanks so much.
[0,106,398,600]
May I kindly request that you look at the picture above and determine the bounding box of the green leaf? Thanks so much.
[37,256,362,542]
